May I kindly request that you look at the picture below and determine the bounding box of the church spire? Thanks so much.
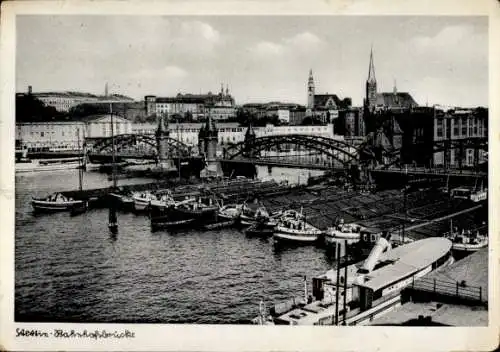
[365,47,378,112]
[367,46,376,83]
[307,69,315,109]
[393,79,397,95]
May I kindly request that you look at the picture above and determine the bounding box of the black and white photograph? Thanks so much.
[1,1,498,351]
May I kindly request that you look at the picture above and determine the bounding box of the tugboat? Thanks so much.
[273,209,322,243]
[324,219,365,246]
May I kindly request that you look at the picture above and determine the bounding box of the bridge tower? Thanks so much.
[200,111,223,177]
[156,112,177,171]
[243,121,256,158]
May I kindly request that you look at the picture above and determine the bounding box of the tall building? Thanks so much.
[307,69,315,110]
[305,69,352,122]
[364,49,418,113]
[365,47,377,112]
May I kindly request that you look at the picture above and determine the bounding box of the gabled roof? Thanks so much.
[377,92,418,108]
[314,94,351,109]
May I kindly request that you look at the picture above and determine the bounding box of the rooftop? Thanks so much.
[355,237,452,292]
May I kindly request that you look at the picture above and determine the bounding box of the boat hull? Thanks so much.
[273,230,320,243]
[32,199,84,212]
[16,161,81,173]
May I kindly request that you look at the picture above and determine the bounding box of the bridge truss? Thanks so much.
[85,133,192,160]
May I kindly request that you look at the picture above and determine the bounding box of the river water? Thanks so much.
[15,169,334,323]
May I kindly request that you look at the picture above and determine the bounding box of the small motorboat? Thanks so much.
[324,220,364,246]
[273,210,322,243]
[32,192,85,213]
[132,191,157,212]
[218,203,243,221]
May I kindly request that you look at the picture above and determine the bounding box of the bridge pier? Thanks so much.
[156,113,177,172]
[200,112,223,178]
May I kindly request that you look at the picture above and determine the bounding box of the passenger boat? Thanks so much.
[32,192,85,212]
[217,203,243,221]
[132,191,157,211]
[445,228,488,258]
[451,184,487,203]
[273,210,322,243]
[256,236,454,325]
[324,220,365,246]
[16,157,83,173]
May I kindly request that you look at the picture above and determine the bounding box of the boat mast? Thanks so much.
[177,117,181,181]
[111,103,117,189]
[77,128,83,191]
[108,102,118,233]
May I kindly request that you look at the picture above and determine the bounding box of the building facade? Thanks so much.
[16,121,86,152]
[16,114,133,152]
[144,85,236,121]
[432,106,487,167]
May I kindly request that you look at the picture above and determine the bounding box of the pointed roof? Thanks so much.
[308,69,314,84]
[368,47,376,83]
[245,120,256,141]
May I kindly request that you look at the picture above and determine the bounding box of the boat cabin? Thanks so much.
[353,237,452,311]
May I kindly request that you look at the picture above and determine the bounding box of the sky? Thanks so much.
[16,15,488,107]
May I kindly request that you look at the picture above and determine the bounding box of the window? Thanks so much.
[461,117,467,136]
[436,118,443,138]
[41,132,44,137]
[453,120,459,137]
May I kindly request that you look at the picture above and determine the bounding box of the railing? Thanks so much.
[409,276,486,303]
[379,165,486,176]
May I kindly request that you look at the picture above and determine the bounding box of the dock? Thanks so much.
[368,247,488,326]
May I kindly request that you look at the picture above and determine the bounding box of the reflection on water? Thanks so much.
[15,170,332,323]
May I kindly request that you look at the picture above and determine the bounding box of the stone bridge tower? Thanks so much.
[200,112,223,177]
[155,112,176,171]
[243,121,256,158]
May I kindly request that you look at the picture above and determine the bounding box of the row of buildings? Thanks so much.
[16,49,487,167]
[16,115,336,153]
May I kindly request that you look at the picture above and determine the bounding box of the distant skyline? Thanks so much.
[17,16,488,107]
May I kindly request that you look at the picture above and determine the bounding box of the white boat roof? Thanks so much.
[357,237,452,292]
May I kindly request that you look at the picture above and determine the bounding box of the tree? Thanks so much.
[16,94,66,122]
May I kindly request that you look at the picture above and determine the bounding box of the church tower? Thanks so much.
[307,69,315,110]
[365,48,377,112]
